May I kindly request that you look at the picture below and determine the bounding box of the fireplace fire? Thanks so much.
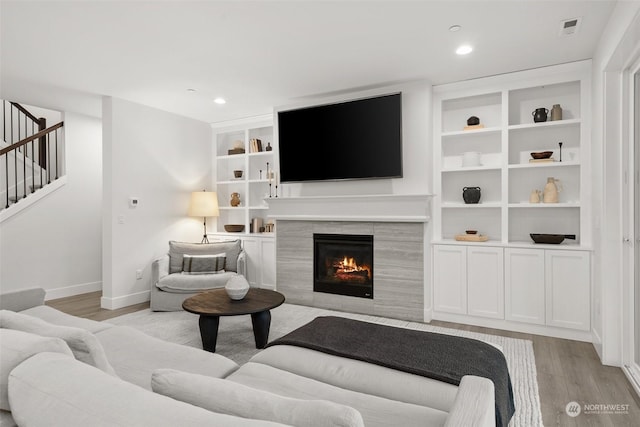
[313,233,373,299]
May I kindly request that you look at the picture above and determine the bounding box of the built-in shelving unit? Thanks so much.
[431,61,593,340]
[433,61,590,248]
[212,115,276,236]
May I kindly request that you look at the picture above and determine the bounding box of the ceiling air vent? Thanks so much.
[559,17,582,36]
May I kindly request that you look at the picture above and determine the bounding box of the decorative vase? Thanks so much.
[529,189,541,203]
[543,177,561,203]
[462,187,481,204]
[532,107,548,123]
[265,142,272,151]
[230,192,241,207]
[225,275,250,300]
[550,104,562,121]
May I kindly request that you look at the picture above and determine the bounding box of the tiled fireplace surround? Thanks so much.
[267,195,431,322]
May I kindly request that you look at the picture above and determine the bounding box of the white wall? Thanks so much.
[101,97,212,309]
[0,112,103,299]
[591,2,640,366]
[275,80,432,198]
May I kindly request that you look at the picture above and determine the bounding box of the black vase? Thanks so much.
[462,187,481,204]
[532,107,548,123]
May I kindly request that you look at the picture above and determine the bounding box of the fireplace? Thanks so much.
[313,233,373,299]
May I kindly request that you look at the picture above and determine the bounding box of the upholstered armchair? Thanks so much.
[150,240,247,311]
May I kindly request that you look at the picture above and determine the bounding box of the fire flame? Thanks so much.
[332,256,371,280]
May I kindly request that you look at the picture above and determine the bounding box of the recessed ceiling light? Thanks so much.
[213,97,226,105]
[449,25,461,32]
[187,88,196,92]
[456,45,473,55]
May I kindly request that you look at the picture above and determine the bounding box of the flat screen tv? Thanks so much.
[277,93,402,183]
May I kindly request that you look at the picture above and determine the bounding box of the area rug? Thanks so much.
[108,303,543,426]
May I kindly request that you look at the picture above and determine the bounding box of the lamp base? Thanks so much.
[201,234,210,244]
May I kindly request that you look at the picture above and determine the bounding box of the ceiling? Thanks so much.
[1,1,617,124]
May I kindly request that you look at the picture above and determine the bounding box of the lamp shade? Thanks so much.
[188,191,219,217]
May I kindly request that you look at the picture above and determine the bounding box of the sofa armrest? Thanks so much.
[237,249,247,278]
[151,255,170,285]
[0,288,45,311]
[444,375,495,427]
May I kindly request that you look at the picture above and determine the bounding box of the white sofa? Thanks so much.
[0,288,496,426]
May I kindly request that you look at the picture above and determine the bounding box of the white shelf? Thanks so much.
[508,202,580,208]
[441,126,502,138]
[442,166,502,172]
[441,202,502,208]
[507,118,581,131]
[433,239,592,251]
[508,161,580,169]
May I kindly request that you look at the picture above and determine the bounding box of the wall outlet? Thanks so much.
[135,269,143,280]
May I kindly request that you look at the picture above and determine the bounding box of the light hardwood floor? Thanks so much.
[47,292,640,426]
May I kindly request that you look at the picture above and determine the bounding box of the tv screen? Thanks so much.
[277,93,402,183]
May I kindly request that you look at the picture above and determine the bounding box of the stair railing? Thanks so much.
[2,100,47,168]
[0,121,64,209]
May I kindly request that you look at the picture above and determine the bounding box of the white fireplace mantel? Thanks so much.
[265,194,433,222]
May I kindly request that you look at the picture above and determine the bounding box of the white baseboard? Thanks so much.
[423,307,433,322]
[432,311,593,342]
[45,280,102,301]
[100,290,150,310]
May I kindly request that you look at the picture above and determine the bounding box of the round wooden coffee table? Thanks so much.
[182,288,285,353]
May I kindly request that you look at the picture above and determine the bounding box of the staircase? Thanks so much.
[1,100,65,217]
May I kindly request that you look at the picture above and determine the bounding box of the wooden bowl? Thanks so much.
[465,230,478,235]
[224,224,245,233]
[530,151,553,159]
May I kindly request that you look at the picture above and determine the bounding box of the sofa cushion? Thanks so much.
[8,352,287,427]
[248,344,458,411]
[157,271,238,292]
[182,254,226,275]
[19,304,113,334]
[0,310,117,377]
[95,326,239,390]
[227,361,449,427]
[169,240,241,273]
[0,329,73,411]
[152,368,365,427]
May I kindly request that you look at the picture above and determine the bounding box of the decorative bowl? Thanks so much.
[224,224,245,233]
[530,151,553,159]
[465,230,478,235]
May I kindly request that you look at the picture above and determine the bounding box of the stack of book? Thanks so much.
[250,138,263,152]
[529,158,555,163]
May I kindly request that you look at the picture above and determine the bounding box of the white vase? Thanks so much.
[225,275,250,300]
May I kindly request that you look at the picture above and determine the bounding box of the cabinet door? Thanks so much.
[505,248,545,325]
[467,246,504,319]
[260,238,276,290]
[242,238,261,287]
[545,250,590,330]
[433,245,467,314]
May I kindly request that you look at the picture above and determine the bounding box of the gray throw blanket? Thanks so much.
[268,316,515,427]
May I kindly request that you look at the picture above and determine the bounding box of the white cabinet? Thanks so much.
[545,250,590,330]
[433,245,467,314]
[242,236,276,290]
[435,245,591,334]
[505,248,545,325]
[433,244,503,319]
[467,246,504,319]
[504,247,590,331]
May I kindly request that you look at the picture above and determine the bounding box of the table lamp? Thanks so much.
[188,190,219,243]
